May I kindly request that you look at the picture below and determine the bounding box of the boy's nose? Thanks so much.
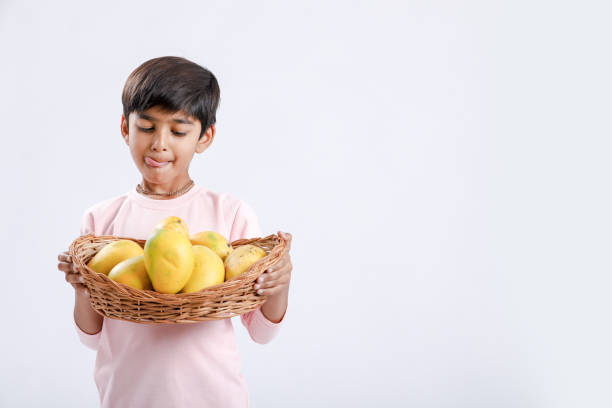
[150,130,169,151]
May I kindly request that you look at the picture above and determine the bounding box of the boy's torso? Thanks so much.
[81,184,259,408]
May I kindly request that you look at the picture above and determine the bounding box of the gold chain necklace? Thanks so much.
[136,179,195,197]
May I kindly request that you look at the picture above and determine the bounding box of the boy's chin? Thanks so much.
[140,168,186,184]
[142,174,171,184]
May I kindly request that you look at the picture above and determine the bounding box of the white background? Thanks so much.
[1,1,610,407]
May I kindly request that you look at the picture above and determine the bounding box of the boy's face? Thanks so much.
[120,106,214,189]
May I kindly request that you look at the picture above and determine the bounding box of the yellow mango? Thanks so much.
[108,255,153,290]
[224,244,267,281]
[181,245,225,293]
[190,231,232,261]
[144,228,194,294]
[154,216,189,238]
[87,240,144,275]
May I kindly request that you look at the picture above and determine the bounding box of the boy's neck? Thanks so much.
[137,178,195,200]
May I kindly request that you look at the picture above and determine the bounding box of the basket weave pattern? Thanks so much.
[69,233,286,324]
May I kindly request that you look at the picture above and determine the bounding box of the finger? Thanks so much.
[266,252,291,272]
[270,257,292,275]
[278,231,292,245]
[269,269,291,286]
[257,283,288,297]
[261,260,292,282]
[257,264,284,284]
[254,268,291,290]
[257,274,290,290]
[66,273,81,284]
[58,262,75,273]
[58,253,72,263]
[65,273,84,284]
[254,271,272,289]
[59,262,81,274]
[278,231,292,250]
[264,259,286,275]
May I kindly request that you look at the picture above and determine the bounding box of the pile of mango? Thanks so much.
[86,216,267,294]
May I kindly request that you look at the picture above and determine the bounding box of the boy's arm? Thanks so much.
[59,250,103,349]
[257,231,292,323]
[73,209,103,336]
[260,289,289,323]
[60,250,103,335]
[230,202,290,342]
[74,284,103,335]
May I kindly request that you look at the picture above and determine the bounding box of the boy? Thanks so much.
[57,56,292,407]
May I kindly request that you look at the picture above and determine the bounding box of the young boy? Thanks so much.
[57,56,292,407]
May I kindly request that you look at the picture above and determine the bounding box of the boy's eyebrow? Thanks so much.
[138,113,194,125]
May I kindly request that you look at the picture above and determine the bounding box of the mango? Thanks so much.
[181,245,225,293]
[108,255,153,290]
[87,240,144,275]
[144,228,194,294]
[190,231,232,261]
[224,244,267,281]
[154,216,189,238]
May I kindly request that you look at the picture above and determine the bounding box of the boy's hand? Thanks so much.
[254,231,292,297]
[57,251,89,298]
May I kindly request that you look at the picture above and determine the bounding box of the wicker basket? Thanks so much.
[69,233,287,324]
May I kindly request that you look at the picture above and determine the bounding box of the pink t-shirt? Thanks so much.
[75,185,285,408]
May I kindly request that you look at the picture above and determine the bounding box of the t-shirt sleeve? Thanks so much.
[74,208,102,350]
[80,209,95,236]
[231,201,286,343]
[229,201,263,242]
[74,320,102,351]
[240,306,285,344]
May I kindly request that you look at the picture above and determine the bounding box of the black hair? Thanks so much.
[122,56,220,139]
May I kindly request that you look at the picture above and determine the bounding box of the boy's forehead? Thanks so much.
[135,107,196,124]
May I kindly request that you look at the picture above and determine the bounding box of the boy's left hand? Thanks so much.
[254,231,292,297]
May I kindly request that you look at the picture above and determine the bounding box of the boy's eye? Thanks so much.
[138,126,186,136]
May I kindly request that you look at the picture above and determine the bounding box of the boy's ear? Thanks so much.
[195,124,215,154]
[120,114,129,145]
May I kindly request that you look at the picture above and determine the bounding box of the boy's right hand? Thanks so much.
[57,251,89,298]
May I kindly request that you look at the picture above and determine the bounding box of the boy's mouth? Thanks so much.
[145,156,171,168]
